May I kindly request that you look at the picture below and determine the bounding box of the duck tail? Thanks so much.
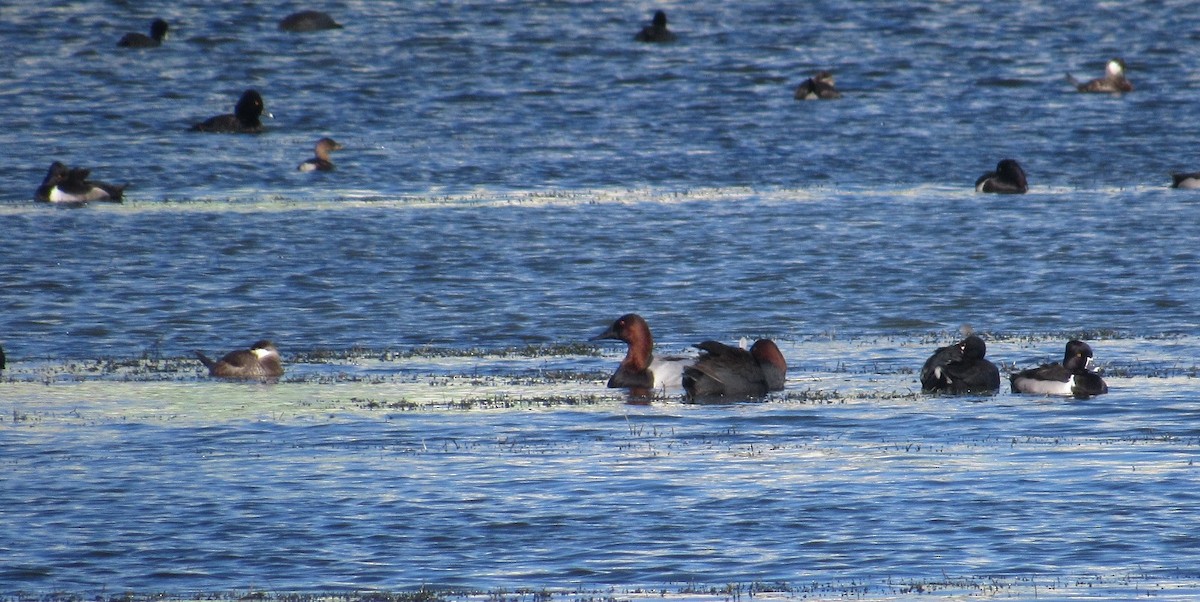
[194,350,216,370]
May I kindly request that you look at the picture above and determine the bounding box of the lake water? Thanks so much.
[4,1,1200,600]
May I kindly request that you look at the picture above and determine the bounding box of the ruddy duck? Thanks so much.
[195,340,284,380]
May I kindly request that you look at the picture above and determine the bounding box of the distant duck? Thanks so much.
[190,89,270,133]
[117,18,169,48]
[975,159,1028,194]
[279,10,343,32]
[298,137,343,172]
[34,162,69,201]
[635,10,676,43]
[794,71,842,100]
[1067,58,1133,93]
[592,313,693,394]
[1010,340,1108,399]
[195,340,284,380]
[1170,172,1200,189]
[35,162,125,203]
[920,334,1000,394]
[0,344,5,370]
[682,338,787,401]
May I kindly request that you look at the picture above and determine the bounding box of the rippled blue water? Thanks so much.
[5,0,1200,600]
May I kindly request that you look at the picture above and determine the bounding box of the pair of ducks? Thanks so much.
[116,10,341,48]
[976,158,1200,193]
[593,314,1108,401]
[920,336,1108,399]
[592,314,788,402]
[190,90,343,171]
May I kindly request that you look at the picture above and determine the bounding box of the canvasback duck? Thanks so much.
[920,334,1000,394]
[1067,58,1133,93]
[190,89,270,133]
[195,340,284,380]
[36,162,125,203]
[592,313,692,393]
[1170,172,1200,189]
[794,71,841,100]
[635,10,676,43]
[682,338,787,401]
[118,18,169,48]
[298,137,342,172]
[975,159,1028,194]
[1011,340,1108,399]
[279,10,343,32]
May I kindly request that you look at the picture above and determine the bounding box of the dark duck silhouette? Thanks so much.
[794,71,841,100]
[975,159,1028,194]
[117,18,169,48]
[190,89,270,133]
[920,334,1001,394]
[682,338,787,401]
[635,10,676,43]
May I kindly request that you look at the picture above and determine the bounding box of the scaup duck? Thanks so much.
[975,159,1028,194]
[920,334,1000,394]
[682,338,787,401]
[195,340,284,380]
[1170,172,1200,189]
[298,137,342,172]
[190,89,269,133]
[1010,340,1108,399]
[35,162,125,203]
[1067,58,1133,93]
[635,10,676,43]
[592,313,692,394]
[794,71,842,100]
[279,10,343,32]
[34,161,69,202]
[117,18,169,48]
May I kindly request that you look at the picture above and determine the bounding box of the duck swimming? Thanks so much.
[117,18,169,48]
[682,338,787,401]
[975,159,1028,194]
[794,71,841,100]
[1170,172,1200,189]
[592,313,692,394]
[195,340,284,380]
[279,10,343,32]
[920,334,1000,394]
[1067,58,1133,93]
[635,10,676,43]
[35,162,125,203]
[1010,340,1108,399]
[190,89,270,133]
[298,137,343,172]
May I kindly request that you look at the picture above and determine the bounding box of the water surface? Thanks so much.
[4,1,1200,600]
